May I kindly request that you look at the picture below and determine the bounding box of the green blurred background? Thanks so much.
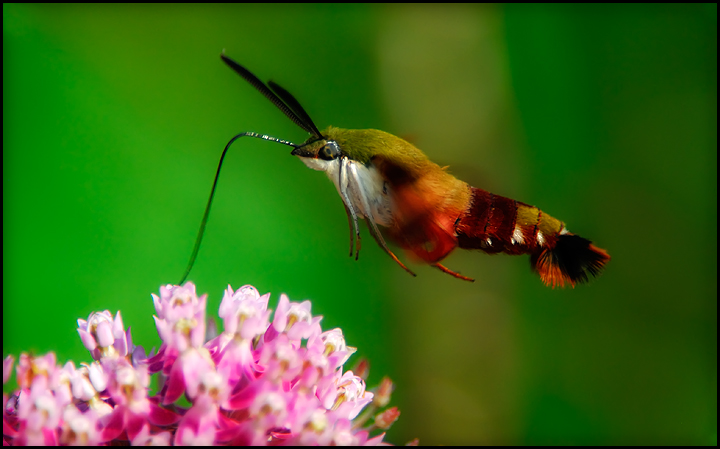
[4,4,716,445]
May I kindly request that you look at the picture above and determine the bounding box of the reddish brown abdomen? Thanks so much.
[455,187,610,287]
[455,187,544,255]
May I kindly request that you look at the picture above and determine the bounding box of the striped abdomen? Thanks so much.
[454,187,610,287]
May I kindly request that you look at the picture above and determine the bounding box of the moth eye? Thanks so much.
[318,141,340,160]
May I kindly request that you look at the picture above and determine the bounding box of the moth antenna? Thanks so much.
[267,80,322,139]
[221,54,322,138]
[179,132,296,285]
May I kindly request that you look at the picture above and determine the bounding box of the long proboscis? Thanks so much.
[178,132,297,284]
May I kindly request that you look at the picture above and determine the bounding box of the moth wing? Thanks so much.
[370,155,460,264]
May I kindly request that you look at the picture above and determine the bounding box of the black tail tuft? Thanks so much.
[531,233,610,288]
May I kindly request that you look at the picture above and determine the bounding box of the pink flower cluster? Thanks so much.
[2,283,400,445]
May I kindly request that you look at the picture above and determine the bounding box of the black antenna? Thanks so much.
[178,132,297,285]
[268,80,322,138]
[220,54,322,138]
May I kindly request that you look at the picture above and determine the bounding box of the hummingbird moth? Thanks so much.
[179,54,610,288]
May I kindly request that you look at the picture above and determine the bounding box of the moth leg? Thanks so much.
[347,162,416,277]
[363,220,416,276]
[433,263,475,282]
[339,157,361,259]
[342,203,361,259]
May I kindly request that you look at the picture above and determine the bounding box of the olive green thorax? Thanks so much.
[306,127,436,177]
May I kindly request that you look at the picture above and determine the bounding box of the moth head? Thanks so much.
[291,138,342,172]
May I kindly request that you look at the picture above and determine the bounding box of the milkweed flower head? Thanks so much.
[3,282,399,445]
